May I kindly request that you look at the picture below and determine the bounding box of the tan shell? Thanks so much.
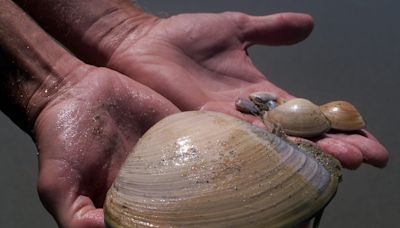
[104,111,340,227]
[264,98,331,137]
[320,101,366,131]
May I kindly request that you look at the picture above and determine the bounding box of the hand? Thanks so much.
[107,12,305,111]
[92,11,387,169]
[33,64,179,227]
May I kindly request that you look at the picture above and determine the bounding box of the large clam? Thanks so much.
[104,111,341,227]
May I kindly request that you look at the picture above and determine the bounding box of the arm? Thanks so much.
[0,0,82,131]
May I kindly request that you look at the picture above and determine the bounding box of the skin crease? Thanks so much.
[2,0,388,227]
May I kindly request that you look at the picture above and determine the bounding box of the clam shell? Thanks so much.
[320,101,366,131]
[104,111,340,227]
[235,97,261,114]
[249,91,277,111]
[264,98,331,137]
[249,91,277,102]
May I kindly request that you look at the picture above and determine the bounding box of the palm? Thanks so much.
[108,13,295,112]
[34,66,178,227]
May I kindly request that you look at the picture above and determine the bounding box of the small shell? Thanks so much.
[249,91,277,103]
[235,97,260,114]
[249,91,277,111]
[320,101,365,131]
[264,98,331,137]
[104,111,340,227]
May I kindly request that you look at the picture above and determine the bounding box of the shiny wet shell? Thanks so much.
[104,111,340,227]
[264,98,331,137]
[320,101,366,131]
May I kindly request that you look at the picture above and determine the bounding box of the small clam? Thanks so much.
[264,98,331,137]
[235,97,260,114]
[320,101,366,131]
[249,91,277,103]
[104,111,340,227]
[249,91,277,111]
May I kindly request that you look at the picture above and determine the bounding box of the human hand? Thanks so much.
[1,53,179,228]
[87,11,387,169]
[33,65,179,227]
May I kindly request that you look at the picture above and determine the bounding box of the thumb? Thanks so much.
[70,196,104,228]
[37,160,104,228]
[226,12,314,46]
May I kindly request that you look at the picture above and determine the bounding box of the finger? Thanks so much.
[317,137,363,170]
[38,160,104,228]
[226,12,314,46]
[70,196,104,228]
[325,131,388,168]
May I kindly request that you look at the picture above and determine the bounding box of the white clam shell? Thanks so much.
[104,111,340,227]
[264,98,331,137]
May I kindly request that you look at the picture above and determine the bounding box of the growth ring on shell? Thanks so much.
[104,111,340,227]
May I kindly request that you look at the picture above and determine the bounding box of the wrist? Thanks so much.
[0,0,82,132]
[0,50,81,132]
[81,6,158,65]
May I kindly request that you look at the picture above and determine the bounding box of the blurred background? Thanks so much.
[0,0,398,227]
